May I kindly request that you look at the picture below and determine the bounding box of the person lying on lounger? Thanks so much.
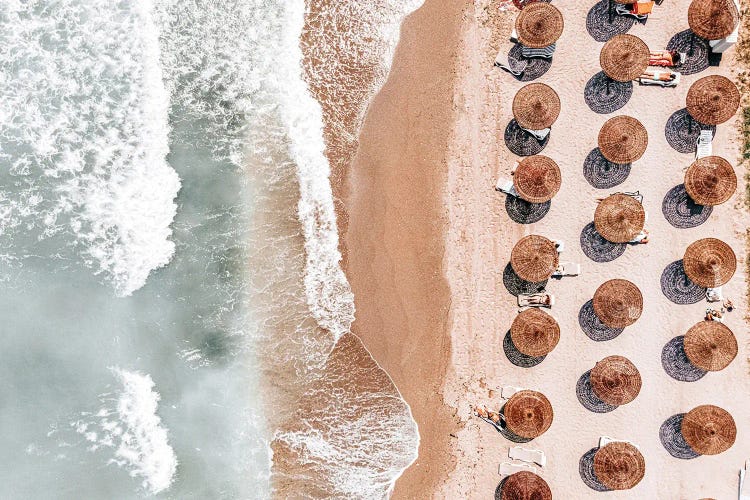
[705,308,723,321]
[640,70,677,82]
[649,50,678,67]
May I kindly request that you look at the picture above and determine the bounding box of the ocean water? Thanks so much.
[0,0,419,498]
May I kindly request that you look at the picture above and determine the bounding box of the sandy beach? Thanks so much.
[335,0,750,498]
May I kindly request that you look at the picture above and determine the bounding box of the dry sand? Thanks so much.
[341,0,750,498]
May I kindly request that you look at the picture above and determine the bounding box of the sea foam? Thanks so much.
[74,368,177,496]
[0,0,179,296]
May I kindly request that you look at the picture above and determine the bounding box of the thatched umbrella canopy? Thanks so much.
[513,155,562,203]
[513,83,561,131]
[504,390,554,439]
[598,116,648,164]
[510,235,559,283]
[682,405,736,455]
[683,238,736,288]
[510,308,560,357]
[684,321,738,371]
[686,75,740,125]
[600,34,650,82]
[688,0,740,40]
[500,471,552,500]
[516,2,564,49]
[684,156,737,206]
[594,194,646,243]
[594,442,646,490]
[590,355,642,406]
[592,279,643,328]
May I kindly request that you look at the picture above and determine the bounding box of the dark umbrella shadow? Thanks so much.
[506,43,553,82]
[660,413,700,459]
[497,403,535,444]
[661,336,708,382]
[494,478,508,500]
[665,109,715,154]
[586,0,636,42]
[662,184,713,229]
[503,331,546,368]
[667,29,710,75]
[579,299,624,341]
[505,119,550,156]
[580,448,611,491]
[576,370,617,413]
[580,222,627,263]
[503,262,548,297]
[660,260,706,305]
[583,148,632,189]
[584,72,633,114]
[505,196,551,224]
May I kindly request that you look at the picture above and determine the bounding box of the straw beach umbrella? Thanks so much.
[684,321,738,371]
[598,116,648,164]
[590,355,642,406]
[688,0,740,40]
[513,156,562,203]
[686,76,740,125]
[684,156,737,206]
[516,2,564,48]
[600,34,650,82]
[681,405,736,455]
[503,390,554,439]
[593,279,643,328]
[510,308,560,357]
[594,194,645,243]
[510,235,559,283]
[683,238,736,288]
[500,471,552,500]
[513,83,561,131]
[594,442,645,490]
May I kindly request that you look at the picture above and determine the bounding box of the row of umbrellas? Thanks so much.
[510,235,736,288]
[499,2,741,496]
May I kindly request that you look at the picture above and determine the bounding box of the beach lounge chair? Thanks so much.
[496,177,520,197]
[553,240,564,254]
[639,70,681,87]
[499,462,538,477]
[521,43,556,59]
[518,293,555,309]
[599,436,641,450]
[706,287,723,303]
[740,460,750,500]
[494,51,527,77]
[509,447,547,467]
[613,190,643,203]
[628,229,649,244]
[696,130,713,159]
[615,1,654,19]
[501,386,523,399]
[552,262,580,277]
[479,415,505,432]
[649,50,686,67]
[519,126,551,141]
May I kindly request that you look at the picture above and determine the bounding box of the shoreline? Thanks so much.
[336,1,466,497]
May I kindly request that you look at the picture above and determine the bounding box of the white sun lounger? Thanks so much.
[553,240,564,254]
[615,2,651,19]
[706,287,723,303]
[599,436,641,450]
[628,230,649,244]
[495,51,527,76]
[509,446,547,467]
[696,130,713,159]
[499,461,538,477]
[518,293,555,309]
[520,126,551,141]
[496,177,519,197]
[552,262,580,277]
[639,71,681,87]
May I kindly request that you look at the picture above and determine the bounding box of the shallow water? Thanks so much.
[0,0,420,497]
